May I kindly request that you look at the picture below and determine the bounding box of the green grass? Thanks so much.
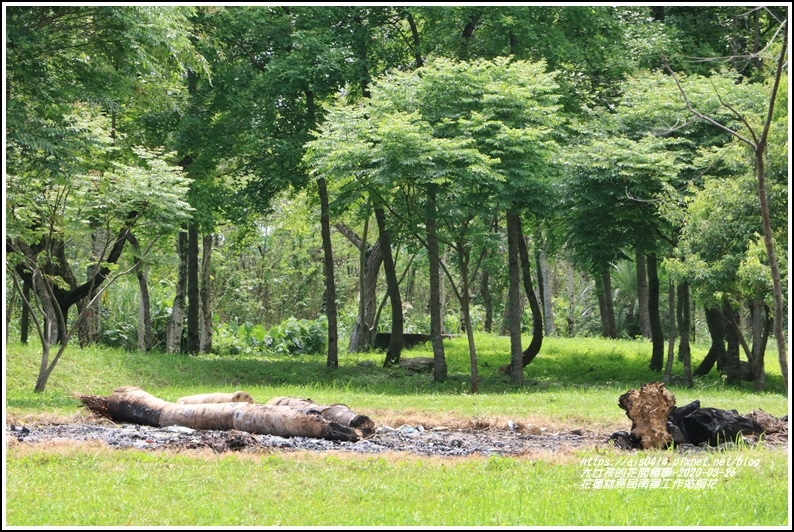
[4,334,790,526]
[5,445,788,526]
[5,334,788,424]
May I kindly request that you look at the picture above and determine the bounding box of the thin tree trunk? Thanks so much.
[506,211,524,384]
[186,224,200,354]
[517,220,543,366]
[426,188,447,381]
[636,251,651,339]
[376,208,404,367]
[647,253,664,371]
[76,228,106,346]
[127,233,152,353]
[678,282,692,387]
[458,250,479,394]
[166,231,188,354]
[318,176,339,368]
[20,282,30,344]
[537,246,555,337]
[480,269,493,333]
[603,267,617,339]
[756,134,788,391]
[751,299,765,391]
[200,233,213,354]
[663,278,676,384]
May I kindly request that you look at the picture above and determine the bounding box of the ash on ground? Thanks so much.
[5,419,787,457]
[6,420,604,457]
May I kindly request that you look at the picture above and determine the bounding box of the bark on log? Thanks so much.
[177,391,255,404]
[618,382,676,450]
[78,386,368,441]
[266,397,375,436]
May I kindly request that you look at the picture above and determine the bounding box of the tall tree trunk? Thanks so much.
[76,228,106,346]
[723,300,742,385]
[517,220,543,366]
[750,299,765,391]
[663,278,676,384]
[20,281,30,344]
[603,267,617,339]
[480,269,493,333]
[186,224,200,354]
[457,247,478,394]
[755,117,788,392]
[636,251,652,339]
[127,233,152,353]
[305,86,339,368]
[506,211,524,384]
[537,246,555,337]
[337,222,383,352]
[647,253,664,371]
[376,208,404,367]
[318,176,339,368]
[677,282,693,387]
[166,231,188,354]
[426,188,447,381]
[200,233,213,354]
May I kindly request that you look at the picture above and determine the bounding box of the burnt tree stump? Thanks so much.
[618,382,676,450]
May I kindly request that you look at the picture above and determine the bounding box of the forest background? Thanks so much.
[4,4,790,395]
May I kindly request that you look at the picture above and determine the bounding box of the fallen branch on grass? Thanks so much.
[77,386,373,442]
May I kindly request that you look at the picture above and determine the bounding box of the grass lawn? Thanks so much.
[4,334,790,526]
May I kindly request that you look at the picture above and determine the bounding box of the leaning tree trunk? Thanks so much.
[376,207,404,367]
[517,222,543,367]
[166,231,188,354]
[647,253,665,371]
[200,233,213,354]
[536,245,555,337]
[506,211,524,384]
[426,188,447,382]
[695,306,727,376]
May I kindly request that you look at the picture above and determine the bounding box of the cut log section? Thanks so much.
[618,382,676,450]
[177,391,255,404]
[266,397,375,436]
[78,386,370,441]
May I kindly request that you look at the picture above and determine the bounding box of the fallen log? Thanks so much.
[266,397,375,437]
[177,391,255,404]
[78,386,369,441]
